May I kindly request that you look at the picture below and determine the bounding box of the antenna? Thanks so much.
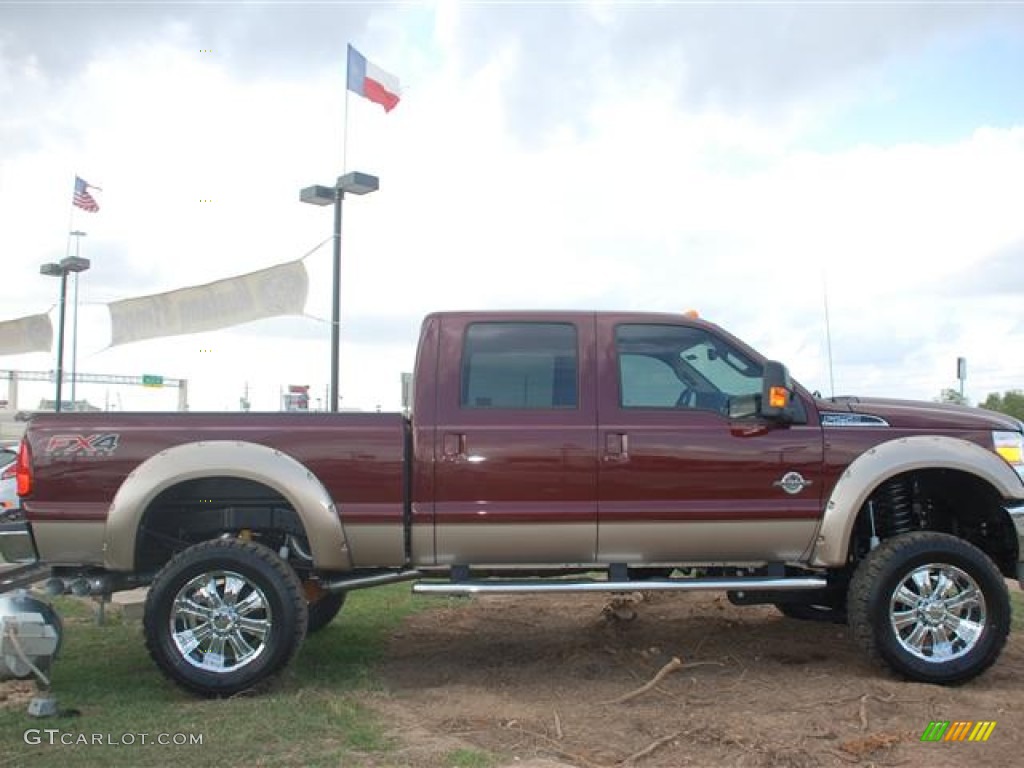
[823,271,836,398]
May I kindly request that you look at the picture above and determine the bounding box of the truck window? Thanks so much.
[616,324,763,411]
[619,354,683,407]
[461,323,578,409]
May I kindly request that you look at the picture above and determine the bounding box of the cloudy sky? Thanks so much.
[1,1,1022,412]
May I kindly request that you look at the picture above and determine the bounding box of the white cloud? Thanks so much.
[2,3,1022,413]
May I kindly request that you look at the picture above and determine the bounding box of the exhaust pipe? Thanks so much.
[42,573,147,597]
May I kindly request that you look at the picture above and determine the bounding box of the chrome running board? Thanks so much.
[412,576,826,596]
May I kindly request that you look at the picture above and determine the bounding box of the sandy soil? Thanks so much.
[373,589,1023,768]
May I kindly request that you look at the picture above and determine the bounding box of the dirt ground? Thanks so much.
[372,588,1023,768]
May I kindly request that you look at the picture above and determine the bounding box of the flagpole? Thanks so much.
[65,178,76,256]
[67,175,99,411]
[69,234,85,410]
[65,176,78,410]
[332,45,352,412]
[822,267,836,399]
[342,59,351,174]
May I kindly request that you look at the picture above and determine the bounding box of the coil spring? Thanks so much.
[880,477,914,536]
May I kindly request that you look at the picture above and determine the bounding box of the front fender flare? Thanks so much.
[103,440,352,572]
[810,435,1024,567]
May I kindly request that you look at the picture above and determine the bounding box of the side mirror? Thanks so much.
[760,360,796,423]
[728,393,759,419]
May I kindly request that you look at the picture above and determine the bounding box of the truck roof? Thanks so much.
[423,309,716,327]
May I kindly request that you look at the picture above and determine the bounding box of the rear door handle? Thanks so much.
[603,432,629,462]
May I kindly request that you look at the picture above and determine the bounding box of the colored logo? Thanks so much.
[45,433,121,457]
[920,721,996,742]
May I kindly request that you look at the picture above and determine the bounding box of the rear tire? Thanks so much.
[143,538,308,697]
[307,591,347,634]
[847,532,1009,685]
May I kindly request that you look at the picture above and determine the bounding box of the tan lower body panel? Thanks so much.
[345,523,413,568]
[347,523,596,568]
[33,521,106,567]
[599,520,819,563]
[434,523,594,566]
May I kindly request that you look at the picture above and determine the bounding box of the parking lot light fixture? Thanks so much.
[299,172,379,412]
[299,185,335,206]
[39,256,90,412]
[337,172,379,196]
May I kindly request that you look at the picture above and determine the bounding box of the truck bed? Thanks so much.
[22,411,409,566]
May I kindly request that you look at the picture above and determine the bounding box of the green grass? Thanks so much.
[444,748,497,768]
[5,573,1018,765]
[0,584,445,767]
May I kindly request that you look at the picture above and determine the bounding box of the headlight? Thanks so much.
[993,431,1024,480]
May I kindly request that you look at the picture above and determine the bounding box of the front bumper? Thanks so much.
[0,522,38,564]
[1009,501,1024,588]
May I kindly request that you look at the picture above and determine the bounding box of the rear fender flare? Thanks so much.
[810,435,1024,567]
[103,440,351,572]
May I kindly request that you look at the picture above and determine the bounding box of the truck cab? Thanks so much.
[412,311,824,567]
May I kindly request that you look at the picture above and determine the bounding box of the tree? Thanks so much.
[936,388,968,406]
[980,390,1024,421]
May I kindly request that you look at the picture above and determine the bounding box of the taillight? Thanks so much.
[16,439,32,497]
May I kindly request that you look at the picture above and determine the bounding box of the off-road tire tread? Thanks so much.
[143,538,308,697]
[307,591,347,633]
[847,531,1009,685]
[774,601,847,624]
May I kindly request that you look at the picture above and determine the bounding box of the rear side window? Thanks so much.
[461,323,578,409]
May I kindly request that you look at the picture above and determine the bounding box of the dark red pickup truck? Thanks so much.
[4,311,1024,696]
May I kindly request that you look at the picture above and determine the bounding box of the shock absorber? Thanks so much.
[879,477,914,536]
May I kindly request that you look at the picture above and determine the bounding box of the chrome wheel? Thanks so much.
[849,532,1009,684]
[146,539,307,696]
[171,570,273,673]
[888,563,985,663]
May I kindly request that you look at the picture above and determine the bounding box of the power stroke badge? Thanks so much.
[773,471,812,495]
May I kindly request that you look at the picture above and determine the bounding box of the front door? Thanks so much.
[596,318,824,564]
[433,314,598,565]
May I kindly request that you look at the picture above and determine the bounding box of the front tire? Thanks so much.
[775,601,847,624]
[143,539,308,697]
[847,532,1009,685]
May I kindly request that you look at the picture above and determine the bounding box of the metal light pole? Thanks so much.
[40,256,90,412]
[299,172,379,412]
[68,230,87,409]
[330,189,344,413]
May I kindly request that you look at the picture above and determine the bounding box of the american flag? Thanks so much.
[73,176,100,212]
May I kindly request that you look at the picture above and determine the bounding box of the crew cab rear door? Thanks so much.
[596,317,824,563]
[433,314,598,564]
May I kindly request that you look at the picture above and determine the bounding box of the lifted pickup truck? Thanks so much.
[4,311,1024,696]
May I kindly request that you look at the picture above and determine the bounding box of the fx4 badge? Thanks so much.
[46,433,121,457]
[773,471,812,495]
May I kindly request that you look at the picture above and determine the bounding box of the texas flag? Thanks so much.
[346,45,401,113]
